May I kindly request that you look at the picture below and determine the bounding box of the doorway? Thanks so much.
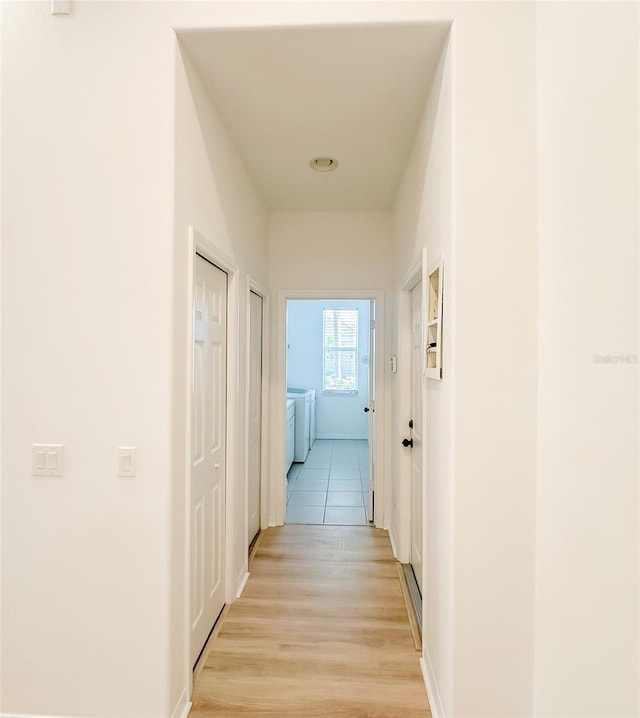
[276,290,384,528]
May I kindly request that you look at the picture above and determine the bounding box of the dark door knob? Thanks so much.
[364,407,370,413]
[402,438,413,448]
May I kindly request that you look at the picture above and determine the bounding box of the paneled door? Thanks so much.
[191,254,227,667]
[247,290,263,545]
[409,279,423,593]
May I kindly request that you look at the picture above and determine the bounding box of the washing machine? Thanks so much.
[286,388,312,462]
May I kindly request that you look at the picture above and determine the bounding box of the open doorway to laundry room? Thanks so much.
[284,297,376,526]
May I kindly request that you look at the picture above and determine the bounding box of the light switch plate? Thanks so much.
[118,447,136,478]
[32,444,64,477]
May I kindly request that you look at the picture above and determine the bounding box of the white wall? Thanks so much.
[451,6,539,717]
[534,4,639,716]
[287,299,370,439]
[392,32,455,716]
[1,3,177,716]
[391,5,639,717]
[392,4,539,716]
[172,41,269,717]
[269,212,393,292]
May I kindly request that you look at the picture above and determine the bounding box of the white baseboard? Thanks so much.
[2,697,194,718]
[420,652,444,718]
[236,570,250,598]
[389,524,399,559]
[170,689,192,718]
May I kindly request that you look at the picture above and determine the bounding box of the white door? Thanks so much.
[365,301,376,522]
[247,290,263,545]
[191,254,227,667]
[409,280,423,593]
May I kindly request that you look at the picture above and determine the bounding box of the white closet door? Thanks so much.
[247,290,263,545]
[191,254,227,667]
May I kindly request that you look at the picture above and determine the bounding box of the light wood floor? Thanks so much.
[190,524,430,717]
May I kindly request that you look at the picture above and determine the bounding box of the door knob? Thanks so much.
[402,438,413,448]
[364,407,370,413]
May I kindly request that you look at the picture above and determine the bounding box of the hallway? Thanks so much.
[190,524,429,717]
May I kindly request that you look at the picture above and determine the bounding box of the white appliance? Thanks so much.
[286,399,295,473]
[287,388,311,462]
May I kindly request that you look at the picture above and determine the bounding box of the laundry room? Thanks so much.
[286,299,370,454]
[285,298,372,525]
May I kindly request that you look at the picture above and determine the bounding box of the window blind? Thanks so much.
[322,309,358,393]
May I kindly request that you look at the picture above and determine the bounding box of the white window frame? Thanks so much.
[322,308,358,395]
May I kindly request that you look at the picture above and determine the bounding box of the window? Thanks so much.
[323,309,358,393]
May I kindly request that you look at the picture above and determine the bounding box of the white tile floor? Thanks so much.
[286,439,370,525]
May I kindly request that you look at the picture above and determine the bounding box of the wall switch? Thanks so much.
[32,444,64,477]
[118,447,136,478]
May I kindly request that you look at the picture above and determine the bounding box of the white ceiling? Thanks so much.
[178,23,450,212]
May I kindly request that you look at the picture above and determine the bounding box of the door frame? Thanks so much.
[399,249,432,664]
[397,251,428,574]
[185,226,240,689]
[272,288,386,528]
[244,278,270,547]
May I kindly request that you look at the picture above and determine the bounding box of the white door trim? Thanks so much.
[244,278,270,546]
[400,249,430,661]
[185,226,239,692]
[396,254,426,565]
[392,252,424,563]
[271,288,386,529]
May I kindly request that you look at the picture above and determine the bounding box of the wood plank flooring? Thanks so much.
[190,524,430,718]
